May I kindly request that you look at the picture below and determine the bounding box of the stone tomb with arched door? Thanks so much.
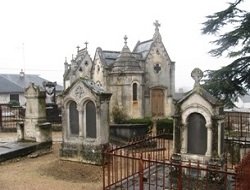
[60,78,112,165]
[173,68,224,164]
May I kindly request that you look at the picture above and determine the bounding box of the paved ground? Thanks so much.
[0,131,103,190]
[0,131,62,143]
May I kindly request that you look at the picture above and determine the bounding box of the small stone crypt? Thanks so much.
[173,68,225,163]
[60,78,112,165]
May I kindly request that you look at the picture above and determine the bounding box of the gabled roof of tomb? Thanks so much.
[63,77,111,96]
[177,68,221,106]
[133,39,154,60]
[179,86,220,105]
[102,50,121,65]
[0,72,63,93]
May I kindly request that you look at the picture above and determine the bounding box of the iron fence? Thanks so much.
[0,104,61,131]
[224,111,250,137]
[0,104,25,132]
[103,132,237,190]
[235,151,250,190]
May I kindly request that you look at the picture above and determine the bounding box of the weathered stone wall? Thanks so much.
[108,73,144,119]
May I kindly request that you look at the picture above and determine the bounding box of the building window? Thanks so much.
[133,83,138,101]
[10,94,19,104]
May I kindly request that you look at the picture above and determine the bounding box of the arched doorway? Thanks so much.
[69,101,79,135]
[187,113,207,155]
[86,101,96,138]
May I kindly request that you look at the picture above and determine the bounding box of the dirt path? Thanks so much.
[0,133,103,190]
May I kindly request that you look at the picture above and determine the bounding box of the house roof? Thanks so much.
[0,73,63,93]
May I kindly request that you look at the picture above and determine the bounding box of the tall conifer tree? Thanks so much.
[202,0,250,107]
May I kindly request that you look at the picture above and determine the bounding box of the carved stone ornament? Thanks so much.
[74,85,84,99]
[191,68,203,86]
[154,63,161,73]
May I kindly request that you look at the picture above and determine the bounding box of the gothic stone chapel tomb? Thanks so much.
[173,68,224,163]
[60,78,112,164]
[63,20,175,121]
[61,20,175,164]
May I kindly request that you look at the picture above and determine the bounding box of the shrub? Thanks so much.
[156,118,173,133]
[111,105,127,124]
[8,100,20,107]
[124,117,153,126]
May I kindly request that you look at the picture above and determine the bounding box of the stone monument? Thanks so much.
[17,83,52,144]
[173,68,224,163]
[60,78,112,165]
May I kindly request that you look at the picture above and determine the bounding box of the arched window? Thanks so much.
[69,101,79,135]
[86,101,96,138]
[132,83,138,101]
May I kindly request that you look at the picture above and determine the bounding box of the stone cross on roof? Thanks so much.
[191,68,203,86]
[154,20,161,32]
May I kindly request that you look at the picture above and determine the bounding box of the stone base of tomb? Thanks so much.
[60,142,108,165]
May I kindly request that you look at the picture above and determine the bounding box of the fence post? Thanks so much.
[177,163,182,190]
[139,153,144,190]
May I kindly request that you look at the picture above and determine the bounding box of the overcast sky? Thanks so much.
[0,0,249,91]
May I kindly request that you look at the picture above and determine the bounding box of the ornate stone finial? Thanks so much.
[154,20,161,32]
[191,68,203,87]
[153,20,162,41]
[64,57,67,63]
[76,46,80,52]
[124,35,128,46]
[85,41,88,49]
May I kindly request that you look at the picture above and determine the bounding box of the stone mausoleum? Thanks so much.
[60,78,111,164]
[60,21,175,164]
[63,21,175,120]
[173,68,224,163]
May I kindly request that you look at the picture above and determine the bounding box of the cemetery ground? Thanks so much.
[0,132,103,190]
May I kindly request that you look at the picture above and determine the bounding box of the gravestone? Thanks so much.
[17,83,52,144]
[173,68,224,163]
[60,78,112,165]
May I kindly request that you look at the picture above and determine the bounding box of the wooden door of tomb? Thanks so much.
[151,89,164,117]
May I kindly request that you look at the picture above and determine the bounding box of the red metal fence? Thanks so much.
[235,151,250,190]
[103,132,237,190]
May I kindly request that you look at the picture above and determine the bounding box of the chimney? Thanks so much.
[20,69,25,78]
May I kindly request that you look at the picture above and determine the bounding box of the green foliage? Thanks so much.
[156,118,173,133]
[202,0,250,108]
[111,105,127,124]
[8,100,20,107]
[124,117,153,126]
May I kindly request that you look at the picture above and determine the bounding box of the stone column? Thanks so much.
[217,120,223,156]
[173,118,176,152]
[78,105,84,138]
[206,124,212,157]
[181,123,188,154]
